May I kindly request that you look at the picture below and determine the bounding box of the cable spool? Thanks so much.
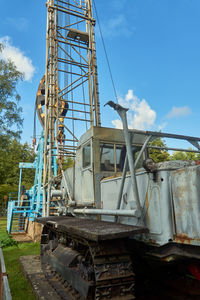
[35,75,69,136]
[36,75,46,128]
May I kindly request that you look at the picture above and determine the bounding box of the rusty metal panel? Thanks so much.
[171,165,200,246]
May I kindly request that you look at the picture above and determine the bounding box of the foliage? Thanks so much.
[149,137,170,163]
[0,184,18,200]
[0,217,39,300]
[0,234,18,248]
[0,43,23,139]
[62,157,74,170]
[0,137,35,201]
[149,137,200,163]
[171,149,199,161]
[170,151,187,161]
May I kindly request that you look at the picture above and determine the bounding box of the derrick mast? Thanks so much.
[43,0,101,216]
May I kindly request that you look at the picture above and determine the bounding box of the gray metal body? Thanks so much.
[58,125,200,250]
[101,161,200,246]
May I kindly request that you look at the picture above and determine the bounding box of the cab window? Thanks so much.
[82,142,91,168]
[100,143,143,172]
[100,144,114,171]
[116,145,126,171]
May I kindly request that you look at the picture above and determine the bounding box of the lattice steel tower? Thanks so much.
[43,0,101,216]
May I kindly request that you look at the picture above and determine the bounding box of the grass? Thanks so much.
[0,217,40,300]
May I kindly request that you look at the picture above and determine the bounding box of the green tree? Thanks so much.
[62,157,74,170]
[149,137,170,163]
[0,138,35,201]
[171,149,198,161]
[0,43,34,205]
[185,149,198,160]
[0,43,23,139]
[170,151,187,161]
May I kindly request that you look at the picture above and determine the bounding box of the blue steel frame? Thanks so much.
[7,132,57,232]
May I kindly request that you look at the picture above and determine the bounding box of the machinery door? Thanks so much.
[81,140,94,204]
[171,166,200,246]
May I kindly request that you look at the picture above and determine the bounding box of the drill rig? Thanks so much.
[37,0,200,299]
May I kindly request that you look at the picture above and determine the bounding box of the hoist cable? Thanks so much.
[93,0,118,101]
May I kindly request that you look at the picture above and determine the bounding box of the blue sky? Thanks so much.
[0,0,200,150]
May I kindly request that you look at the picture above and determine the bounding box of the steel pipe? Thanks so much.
[73,208,140,217]
[51,190,63,197]
[106,102,141,212]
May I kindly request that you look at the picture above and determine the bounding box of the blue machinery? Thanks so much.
[7,133,57,233]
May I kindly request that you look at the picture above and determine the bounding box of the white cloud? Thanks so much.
[0,36,35,81]
[125,89,135,101]
[167,106,191,119]
[112,89,156,130]
[158,122,167,131]
[112,119,123,129]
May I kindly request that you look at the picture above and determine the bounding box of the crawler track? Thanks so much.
[38,216,147,299]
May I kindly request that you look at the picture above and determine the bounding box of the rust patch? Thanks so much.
[123,193,128,205]
[173,168,185,175]
[101,173,122,181]
[145,192,149,210]
[175,233,191,244]
[175,233,200,245]
[101,171,132,181]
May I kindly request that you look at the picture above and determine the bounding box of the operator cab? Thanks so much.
[63,126,149,206]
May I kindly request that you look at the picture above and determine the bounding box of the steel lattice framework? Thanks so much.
[43,0,101,216]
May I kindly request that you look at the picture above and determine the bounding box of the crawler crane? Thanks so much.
[36,0,200,299]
